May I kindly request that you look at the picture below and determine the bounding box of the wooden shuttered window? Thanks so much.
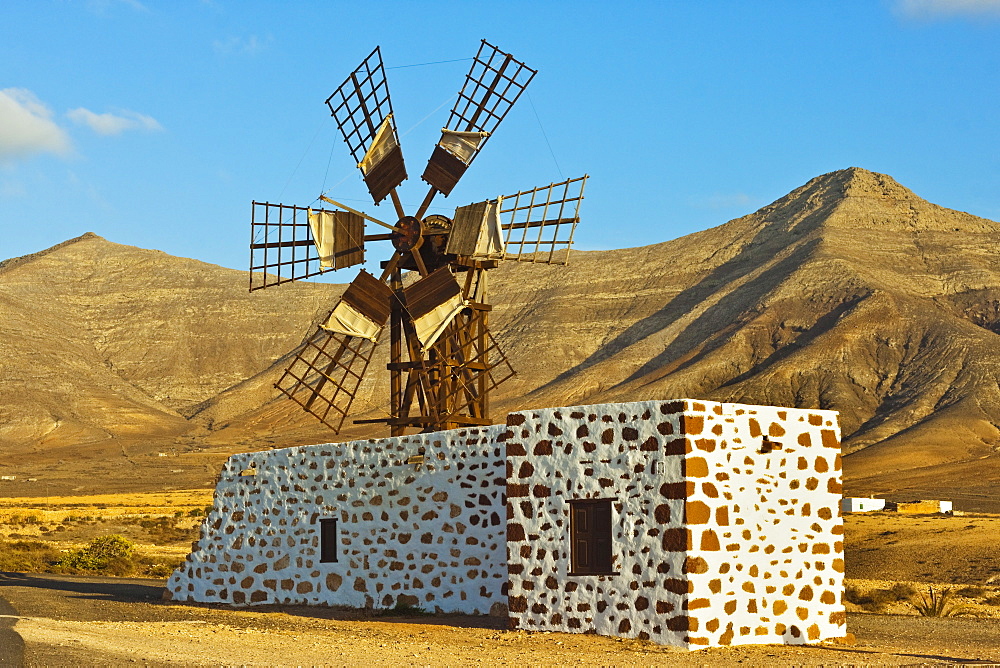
[319,518,338,563]
[569,499,614,575]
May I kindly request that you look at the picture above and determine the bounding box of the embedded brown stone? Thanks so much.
[654,504,671,524]
[663,578,690,595]
[821,429,838,448]
[655,600,675,614]
[686,500,711,525]
[664,438,687,455]
[660,482,686,499]
[326,573,342,591]
[507,442,527,456]
[661,528,690,551]
[714,505,730,526]
[684,556,709,574]
[700,529,720,551]
[507,523,526,541]
[508,483,529,498]
[685,457,709,477]
[532,484,551,498]
[665,615,689,631]
[533,440,553,455]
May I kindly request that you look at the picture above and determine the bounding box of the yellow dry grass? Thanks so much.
[0,489,214,524]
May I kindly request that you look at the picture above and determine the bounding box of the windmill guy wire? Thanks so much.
[387,57,472,70]
[526,91,563,180]
[278,115,329,201]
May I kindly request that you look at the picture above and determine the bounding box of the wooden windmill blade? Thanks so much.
[421,40,536,197]
[499,175,589,266]
[325,46,407,205]
[249,202,365,291]
[401,267,467,352]
[274,271,394,433]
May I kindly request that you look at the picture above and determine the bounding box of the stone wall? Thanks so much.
[503,399,845,648]
[166,425,508,614]
[166,398,845,650]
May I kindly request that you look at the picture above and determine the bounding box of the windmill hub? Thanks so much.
[250,40,588,436]
[391,216,422,252]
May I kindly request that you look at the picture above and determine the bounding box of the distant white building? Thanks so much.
[840,497,886,513]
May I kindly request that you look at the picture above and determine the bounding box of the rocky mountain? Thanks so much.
[2,168,999,507]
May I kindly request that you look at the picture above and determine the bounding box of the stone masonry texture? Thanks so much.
[168,399,845,649]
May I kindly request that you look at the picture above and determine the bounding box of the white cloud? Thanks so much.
[894,0,1000,20]
[67,108,163,136]
[213,34,271,55]
[0,88,72,161]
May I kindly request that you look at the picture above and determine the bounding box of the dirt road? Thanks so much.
[2,573,1000,666]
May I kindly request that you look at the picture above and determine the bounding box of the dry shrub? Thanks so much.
[911,587,972,617]
[846,585,895,612]
[956,586,986,598]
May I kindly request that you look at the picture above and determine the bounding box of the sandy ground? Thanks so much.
[3,573,1000,666]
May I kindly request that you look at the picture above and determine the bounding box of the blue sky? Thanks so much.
[2,0,998,271]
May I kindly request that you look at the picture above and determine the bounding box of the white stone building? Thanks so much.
[167,399,846,649]
[841,497,887,513]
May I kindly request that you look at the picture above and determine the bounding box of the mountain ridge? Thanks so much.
[3,167,1000,507]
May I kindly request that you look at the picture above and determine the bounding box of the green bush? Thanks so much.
[57,534,136,574]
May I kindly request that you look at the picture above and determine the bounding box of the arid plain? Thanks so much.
[3,166,1000,663]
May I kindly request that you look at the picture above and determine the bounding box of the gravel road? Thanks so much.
[2,572,1000,666]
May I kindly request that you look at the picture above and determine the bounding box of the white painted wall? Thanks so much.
[841,498,887,513]
[166,425,508,614]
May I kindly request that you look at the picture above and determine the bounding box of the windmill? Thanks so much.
[249,41,588,437]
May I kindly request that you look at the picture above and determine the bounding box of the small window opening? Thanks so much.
[569,498,614,575]
[319,518,338,563]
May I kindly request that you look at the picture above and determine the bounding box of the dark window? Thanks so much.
[570,499,614,575]
[319,518,338,563]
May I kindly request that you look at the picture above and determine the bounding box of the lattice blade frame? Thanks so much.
[500,175,588,265]
[250,202,364,291]
[423,311,515,418]
[421,41,536,196]
[325,46,406,203]
[445,40,535,158]
[275,328,377,433]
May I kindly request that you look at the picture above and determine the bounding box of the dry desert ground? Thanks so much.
[3,492,1000,665]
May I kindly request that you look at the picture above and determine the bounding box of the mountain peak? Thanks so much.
[829,167,916,200]
[0,232,107,273]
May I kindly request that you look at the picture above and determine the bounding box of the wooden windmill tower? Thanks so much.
[250,41,588,437]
